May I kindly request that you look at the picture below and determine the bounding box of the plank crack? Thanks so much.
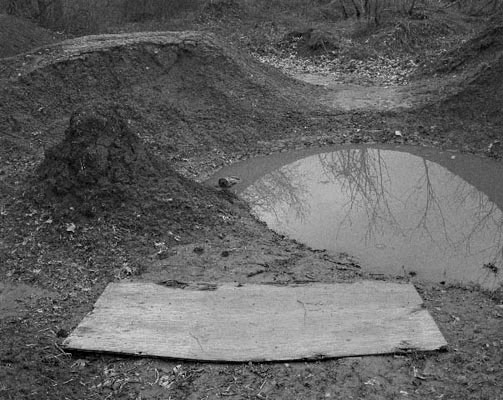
[297,300,307,326]
[190,332,205,353]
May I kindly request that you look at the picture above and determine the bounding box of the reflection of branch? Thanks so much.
[411,158,452,247]
[317,149,403,244]
[456,188,503,261]
[243,167,311,224]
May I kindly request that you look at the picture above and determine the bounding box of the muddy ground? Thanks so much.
[0,4,503,400]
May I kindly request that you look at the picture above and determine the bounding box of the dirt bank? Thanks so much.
[417,23,503,134]
[0,30,335,168]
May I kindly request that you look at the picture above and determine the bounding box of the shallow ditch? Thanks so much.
[208,145,503,290]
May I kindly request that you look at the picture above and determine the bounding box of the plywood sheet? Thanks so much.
[63,281,447,361]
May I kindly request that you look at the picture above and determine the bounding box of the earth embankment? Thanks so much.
[0,31,328,166]
[420,23,503,130]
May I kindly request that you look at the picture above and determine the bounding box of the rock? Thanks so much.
[193,246,205,255]
[488,140,501,154]
[218,176,241,188]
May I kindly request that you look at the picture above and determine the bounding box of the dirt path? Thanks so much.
[293,72,416,110]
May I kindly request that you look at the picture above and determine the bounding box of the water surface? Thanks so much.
[237,146,503,289]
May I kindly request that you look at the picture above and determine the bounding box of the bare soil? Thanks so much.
[0,9,502,400]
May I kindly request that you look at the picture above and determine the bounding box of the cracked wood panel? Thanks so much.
[63,281,447,361]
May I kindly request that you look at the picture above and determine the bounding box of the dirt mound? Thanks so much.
[0,14,61,58]
[33,103,241,238]
[420,24,503,128]
[428,23,503,74]
[438,52,503,125]
[37,104,163,196]
[0,31,321,164]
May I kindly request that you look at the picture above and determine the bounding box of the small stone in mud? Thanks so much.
[193,246,205,255]
[158,250,170,260]
[218,176,240,188]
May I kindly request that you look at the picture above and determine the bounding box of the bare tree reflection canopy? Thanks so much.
[242,148,503,290]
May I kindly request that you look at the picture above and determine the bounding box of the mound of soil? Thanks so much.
[421,24,503,129]
[0,31,324,166]
[33,104,241,235]
[37,104,163,196]
[0,14,61,58]
[440,53,503,124]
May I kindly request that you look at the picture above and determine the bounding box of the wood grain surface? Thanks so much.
[63,281,447,361]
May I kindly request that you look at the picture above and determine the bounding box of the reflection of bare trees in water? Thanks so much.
[244,147,502,287]
[408,158,452,245]
[317,149,503,283]
[431,164,503,288]
[317,149,403,243]
[317,149,459,245]
[243,166,311,224]
[455,186,503,287]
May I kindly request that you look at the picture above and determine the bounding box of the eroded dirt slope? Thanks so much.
[420,23,503,128]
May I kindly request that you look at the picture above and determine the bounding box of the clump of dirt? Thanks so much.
[37,104,163,197]
[0,13,62,58]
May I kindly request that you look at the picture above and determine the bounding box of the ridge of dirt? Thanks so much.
[0,30,338,174]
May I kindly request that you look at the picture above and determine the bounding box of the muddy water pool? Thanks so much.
[208,145,503,289]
